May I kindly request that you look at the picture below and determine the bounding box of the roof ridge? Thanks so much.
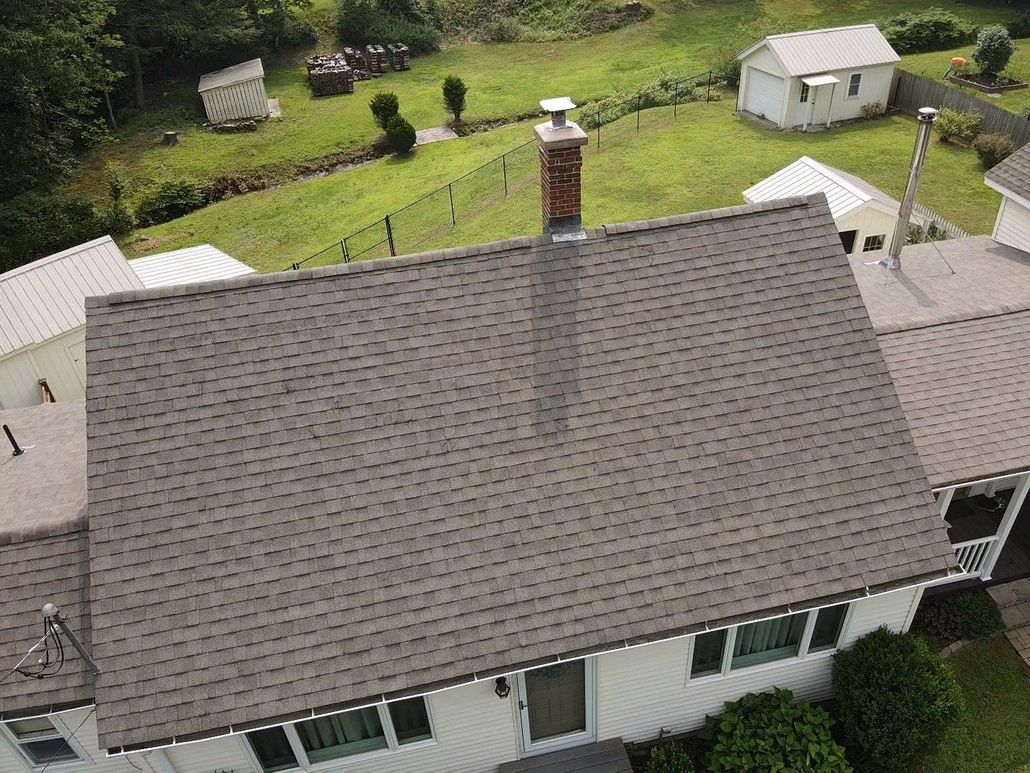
[766,23,877,40]
[88,198,827,309]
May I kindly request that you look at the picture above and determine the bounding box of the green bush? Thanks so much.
[476,16,523,42]
[933,107,981,143]
[0,191,119,271]
[580,74,702,130]
[135,179,211,227]
[338,0,440,53]
[833,628,964,771]
[1008,12,1030,39]
[384,114,416,153]
[972,132,1015,169]
[646,741,694,773]
[878,8,976,54]
[712,45,741,85]
[972,25,1015,78]
[700,688,851,773]
[442,75,468,122]
[369,92,400,131]
[912,591,1003,648]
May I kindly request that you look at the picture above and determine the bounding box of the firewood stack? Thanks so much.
[387,43,411,71]
[364,45,387,76]
[343,47,364,69]
[309,64,354,96]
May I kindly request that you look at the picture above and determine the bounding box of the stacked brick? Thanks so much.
[364,45,387,75]
[306,54,355,96]
[387,43,411,71]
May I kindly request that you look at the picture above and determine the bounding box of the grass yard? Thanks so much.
[122,101,1002,272]
[902,38,1030,118]
[919,636,1030,773]
[67,0,1019,200]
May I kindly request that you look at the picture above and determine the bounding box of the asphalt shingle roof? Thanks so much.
[84,196,954,751]
[985,141,1030,202]
[879,312,1030,489]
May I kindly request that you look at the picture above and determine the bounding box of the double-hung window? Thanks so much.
[847,73,862,98]
[2,716,87,768]
[246,697,433,771]
[688,603,851,680]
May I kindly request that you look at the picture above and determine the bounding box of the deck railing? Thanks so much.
[953,535,998,576]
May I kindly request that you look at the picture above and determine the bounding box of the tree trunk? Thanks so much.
[125,9,146,110]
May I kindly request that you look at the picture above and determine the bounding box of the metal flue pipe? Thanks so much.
[883,107,939,270]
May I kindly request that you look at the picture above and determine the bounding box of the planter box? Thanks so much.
[949,74,1028,94]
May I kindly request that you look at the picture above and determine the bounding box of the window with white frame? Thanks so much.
[799,83,810,103]
[847,73,862,98]
[862,234,885,252]
[2,716,86,768]
[688,603,850,680]
[245,697,433,771]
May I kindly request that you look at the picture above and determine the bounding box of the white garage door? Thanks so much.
[744,68,784,123]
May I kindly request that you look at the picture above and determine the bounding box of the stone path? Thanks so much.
[415,126,458,145]
[988,577,1030,665]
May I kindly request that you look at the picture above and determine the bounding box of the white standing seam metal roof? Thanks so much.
[128,244,255,289]
[198,58,265,93]
[0,236,143,359]
[739,24,900,77]
[743,156,899,221]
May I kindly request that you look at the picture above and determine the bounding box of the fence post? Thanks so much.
[673,82,679,117]
[448,182,456,225]
[291,263,299,271]
[341,239,349,263]
[636,95,641,131]
[707,70,712,103]
[502,153,508,195]
[384,215,396,256]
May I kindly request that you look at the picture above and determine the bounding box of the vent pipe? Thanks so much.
[3,424,24,456]
[882,107,938,270]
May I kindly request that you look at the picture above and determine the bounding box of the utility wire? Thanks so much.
[0,629,55,686]
[37,707,96,773]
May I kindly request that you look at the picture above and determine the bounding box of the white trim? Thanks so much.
[515,658,596,757]
[0,714,92,771]
[902,585,925,632]
[845,71,863,99]
[937,487,955,519]
[931,468,1030,494]
[984,178,1030,213]
[981,473,1030,580]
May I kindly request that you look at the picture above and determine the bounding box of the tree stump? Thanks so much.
[162,131,180,146]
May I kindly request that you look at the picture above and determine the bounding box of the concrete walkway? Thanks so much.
[415,126,458,146]
[988,577,1030,665]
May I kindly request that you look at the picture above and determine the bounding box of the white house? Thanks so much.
[0,240,254,409]
[743,156,900,254]
[984,141,1030,254]
[737,24,900,130]
[198,59,269,124]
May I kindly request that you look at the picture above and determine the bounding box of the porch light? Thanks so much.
[494,676,511,699]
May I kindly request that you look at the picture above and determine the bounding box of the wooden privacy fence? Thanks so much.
[890,70,1030,146]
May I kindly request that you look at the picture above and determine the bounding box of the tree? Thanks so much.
[369,92,399,131]
[244,0,314,51]
[0,0,121,200]
[972,25,1014,78]
[384,114,416,153]
[442,75,467,122]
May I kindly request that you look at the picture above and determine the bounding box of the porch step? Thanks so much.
[498,739,632,773]
[988,577,1030,629]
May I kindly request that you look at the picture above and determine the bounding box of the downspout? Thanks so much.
[882,107,939,270]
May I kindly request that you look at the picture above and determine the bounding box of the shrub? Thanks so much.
[442,75,468,122]
[712,45,741,85]
[646,741,694,773]
[369,92,400,131]
[338,0,440,53]
[833,628,964,771]
[972,25,1015,78]
[0,191,117,272]
[135,179,211,227]
[878,8,976,54]
[700,688,851,773]
[861,102,886,119]
[1008,12,1030,39]
[384,114,416,153]
[476,16,523,42]
[933,107,981,143]
[580,74,702,130]
[911,590,1002,647]
[972,132,1015,169]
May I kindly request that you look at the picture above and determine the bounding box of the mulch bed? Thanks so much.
[949,73,1028,93]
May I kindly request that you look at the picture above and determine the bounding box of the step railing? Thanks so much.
[952,535,998,576]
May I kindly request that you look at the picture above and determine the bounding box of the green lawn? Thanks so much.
[920,636,1030,773]
[122,100,1002,272]
[68,0,1018,200]
[902,38,1030,118]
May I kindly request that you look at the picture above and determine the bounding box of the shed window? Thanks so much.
[3,717,85,767]
[799,83,810,103]
[847,73,862,98]
[863,234,886,252]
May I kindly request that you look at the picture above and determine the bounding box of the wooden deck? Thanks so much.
[498,740,632,773]
[947,492,1030,583]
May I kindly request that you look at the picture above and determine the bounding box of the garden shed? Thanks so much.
[736,25,899,130]
[198,58,269,124]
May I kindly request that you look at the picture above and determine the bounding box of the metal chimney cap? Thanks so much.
[917,106,939,122]
[540,97,576,113]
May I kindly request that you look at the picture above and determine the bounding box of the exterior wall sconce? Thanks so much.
[494,676,511,699]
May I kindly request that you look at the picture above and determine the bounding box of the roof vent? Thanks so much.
[3,424,24,456]
[882,107,938,270]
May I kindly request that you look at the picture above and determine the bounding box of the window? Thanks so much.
[3,717,85,767]
[799,83,810,103]
[862,234,885,252]
[688,604,851,680]
[847,73,862,98]
[246,698,434,771]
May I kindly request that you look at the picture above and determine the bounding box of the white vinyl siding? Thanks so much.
[0,329,87,409]
[993,197,1030,254]
[0,353,42,409]
[200,78,269,123]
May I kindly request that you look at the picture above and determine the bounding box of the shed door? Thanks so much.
[744,68,785,123]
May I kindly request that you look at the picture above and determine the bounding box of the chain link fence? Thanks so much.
[288,69,719,271]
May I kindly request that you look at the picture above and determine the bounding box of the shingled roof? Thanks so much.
[84,196,954,751]
[985,141,1030,203]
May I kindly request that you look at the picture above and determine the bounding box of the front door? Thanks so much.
[516,659,595,755]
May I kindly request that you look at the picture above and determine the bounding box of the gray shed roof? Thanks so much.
[740,24,900,77]
[0,236,142,359]
[198,59,265,93]
[84,195,953,751]
[985,141,1030,204]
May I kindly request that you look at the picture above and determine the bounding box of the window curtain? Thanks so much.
[296,708,385,761]
[732,612,806,667]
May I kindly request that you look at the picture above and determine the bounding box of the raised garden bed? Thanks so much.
[949,73,1028,93]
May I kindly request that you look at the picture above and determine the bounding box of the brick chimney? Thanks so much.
[535,97,588,240]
